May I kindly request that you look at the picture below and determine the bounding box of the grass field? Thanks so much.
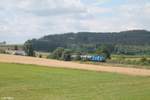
[0,63,150,100]
[107,54,150,68]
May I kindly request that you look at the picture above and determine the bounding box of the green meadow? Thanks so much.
[0,63,150,100]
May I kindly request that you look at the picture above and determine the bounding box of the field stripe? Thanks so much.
[0,54,150,76]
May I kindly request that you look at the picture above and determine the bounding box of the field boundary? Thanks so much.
[0,54,150,76]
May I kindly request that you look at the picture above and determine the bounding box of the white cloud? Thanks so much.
[0,0,150,43]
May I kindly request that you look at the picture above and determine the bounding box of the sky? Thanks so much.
[0,0,150,44]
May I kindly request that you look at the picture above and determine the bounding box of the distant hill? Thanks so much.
[28,30,150,52]
[0,41,6,45]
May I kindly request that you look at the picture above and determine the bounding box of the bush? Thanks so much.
[74,55,81,61]
[0,49,6,54]
[96,45,112,59]
[61,50,71,61]
[140,57,147,63]
[39,54,42,58]
[50,47,65,60]
[50,48,72,61]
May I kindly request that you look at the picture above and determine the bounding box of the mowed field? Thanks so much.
[0,63,150,100]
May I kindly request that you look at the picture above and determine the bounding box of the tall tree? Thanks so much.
[96,44,111,59]
[14,45,18,50]
[51,47,64,60]
[24,40,35,56]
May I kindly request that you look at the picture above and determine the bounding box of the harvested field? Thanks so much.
[0,54,150,76]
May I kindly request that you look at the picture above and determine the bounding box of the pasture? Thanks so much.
[0,63,150,100]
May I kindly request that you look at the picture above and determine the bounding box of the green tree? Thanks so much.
[61,49,71,61]
[96,44,111,59]
[24,40,35,57]
[14,45,18,50]
[51,47,64,60]
[140,57,147,63]
[74,52,81,61]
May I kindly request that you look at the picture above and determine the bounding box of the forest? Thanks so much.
[26,30,150,55]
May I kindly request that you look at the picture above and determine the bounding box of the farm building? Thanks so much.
[5,50,26,56]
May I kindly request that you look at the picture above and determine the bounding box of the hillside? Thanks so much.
[28,30,150,52]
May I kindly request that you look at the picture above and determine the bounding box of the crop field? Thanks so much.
[111,55,150,61]
[0,63,150,100]
[107,54,150,68]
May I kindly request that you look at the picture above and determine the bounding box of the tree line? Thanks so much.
[25,30,150,55]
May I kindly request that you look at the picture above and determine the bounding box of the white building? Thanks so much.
[6,50,26,56]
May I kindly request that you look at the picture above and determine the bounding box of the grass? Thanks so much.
[0,63,150,100]
[106,54,150,69]
[111,54,150,61]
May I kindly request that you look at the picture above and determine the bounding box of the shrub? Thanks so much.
[0,49,6,54]
[50,47,64,60]
[39,54,42,58]
[140,57,147,63]
[61,49,71,61]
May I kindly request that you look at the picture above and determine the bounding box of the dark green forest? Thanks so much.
[27,30,150,55]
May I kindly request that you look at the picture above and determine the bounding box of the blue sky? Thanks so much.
[0,0,150,44]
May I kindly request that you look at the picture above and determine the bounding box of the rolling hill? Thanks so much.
[28,30,150,52]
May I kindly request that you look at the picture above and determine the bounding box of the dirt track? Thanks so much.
[0,54,150,76]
